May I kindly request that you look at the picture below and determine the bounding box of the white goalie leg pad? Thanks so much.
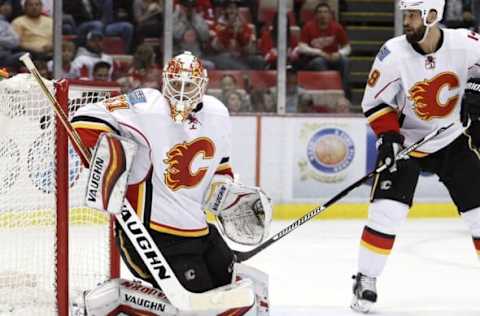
[85,133,137,214]
[231,263,270,316]
[71,279,179,316]
[118,279,178,315]
[461,206,480,236]
[71,279,120,316]
[203,181,272,245]
[367,199,409,235]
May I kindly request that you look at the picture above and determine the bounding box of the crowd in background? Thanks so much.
[14,0,480,114]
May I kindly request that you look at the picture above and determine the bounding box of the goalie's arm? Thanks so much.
[71,102,124,150]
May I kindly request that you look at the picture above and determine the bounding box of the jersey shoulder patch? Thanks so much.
[127,89,147,105]
[376,45,391,61]
[376,35,407,63]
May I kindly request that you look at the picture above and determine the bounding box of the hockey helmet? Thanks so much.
[162,51,208,123]
[399,0,445,27]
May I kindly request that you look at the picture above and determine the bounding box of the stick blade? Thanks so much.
[188,279,255,311]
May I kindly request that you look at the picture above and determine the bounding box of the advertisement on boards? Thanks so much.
[292,118,368,200]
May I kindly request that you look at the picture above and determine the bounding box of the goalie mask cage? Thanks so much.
[0,74,121,315]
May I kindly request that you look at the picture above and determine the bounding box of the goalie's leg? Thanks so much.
[116,223,234,293]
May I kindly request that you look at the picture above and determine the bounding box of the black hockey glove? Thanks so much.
[461,78,480,127]
[376,131,404,173]
[462,78,480,147]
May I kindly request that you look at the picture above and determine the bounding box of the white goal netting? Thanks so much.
[0,74,120,315]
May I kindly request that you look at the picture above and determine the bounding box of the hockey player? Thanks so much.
[352,0,480,313]
[70,51,271,315]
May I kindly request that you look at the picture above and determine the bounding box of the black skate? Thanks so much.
[350,273,377,313]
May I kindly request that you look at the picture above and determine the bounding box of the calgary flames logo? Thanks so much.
[165,59,182,79]
[408,72,460,120]
[163,138,215,191]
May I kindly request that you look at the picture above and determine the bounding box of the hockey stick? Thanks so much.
[234,123,454,262]
[19,53,254,311]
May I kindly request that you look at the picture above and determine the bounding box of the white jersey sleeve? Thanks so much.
[71,88,159,183]
[361,38,404,135]
[71,88,159,145]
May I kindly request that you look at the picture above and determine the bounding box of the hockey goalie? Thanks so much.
[70,51,272,315]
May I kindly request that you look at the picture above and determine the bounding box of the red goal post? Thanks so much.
[0,75,121,315]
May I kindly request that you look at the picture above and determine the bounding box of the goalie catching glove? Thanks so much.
[204,179,272,245]
[85,133,137,214]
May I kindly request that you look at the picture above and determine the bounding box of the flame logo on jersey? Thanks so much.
[163,137,215,191]
[408,72,460,120]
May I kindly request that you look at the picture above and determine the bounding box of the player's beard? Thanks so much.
[405,24,427,43]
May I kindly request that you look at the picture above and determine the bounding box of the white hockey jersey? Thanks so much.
[362,28,480,155]
[72,88,233,237]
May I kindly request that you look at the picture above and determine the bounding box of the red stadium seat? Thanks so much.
[298,71,342,90]
[208,70,277,90]
[300,0,339,23]
[102,37,125,54]
[63,34,77,42]
[258,9,297,26]
[249,70,277,89]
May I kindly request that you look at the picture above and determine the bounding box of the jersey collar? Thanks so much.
[410,28,444,55]
[193,102,203,113]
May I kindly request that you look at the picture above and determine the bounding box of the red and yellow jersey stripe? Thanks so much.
[364,103,400,136]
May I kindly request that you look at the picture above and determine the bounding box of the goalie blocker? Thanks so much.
[85,133,137,214]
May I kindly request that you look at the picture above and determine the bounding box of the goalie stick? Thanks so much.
[19,53,254,312]
[233,123,454,262]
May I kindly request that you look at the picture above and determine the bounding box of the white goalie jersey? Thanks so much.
[362,28,480,154]
[72,88,234,237]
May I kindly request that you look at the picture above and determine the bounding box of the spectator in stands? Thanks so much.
[33,58,50,78]
[256,66,313,113]
[258,14,299,69]
[0,0,24,71]
[209,0,266,69]
[133,0,163,45]
[444,0,473,28]
[117,43,161,92]
[92,61,111,81]
[335,95,351,113]
[251,88,275,112]
[297,2,351,100]
[225,90,251,112]
[173,0,214,68]
[72,31,114,80]
[194,0,215,21]
[102,0,135,53]
[1,0,12,19]
[218,73,249,105]
[11,0,52,60]
[64,0,134,52]
[63,0,103,44]
[284,66,304,113]
[47,41,80,79]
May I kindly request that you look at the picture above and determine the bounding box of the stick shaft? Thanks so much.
[234,123,454,262]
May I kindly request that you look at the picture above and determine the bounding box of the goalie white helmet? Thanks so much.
[162,51,208,123]
[399,0,445,27]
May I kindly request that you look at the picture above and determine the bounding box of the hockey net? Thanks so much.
[0,74,121,315]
